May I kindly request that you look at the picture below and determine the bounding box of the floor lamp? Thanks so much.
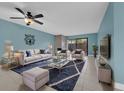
[48,44,53,55]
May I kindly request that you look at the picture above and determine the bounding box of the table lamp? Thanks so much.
[4,40,14,59]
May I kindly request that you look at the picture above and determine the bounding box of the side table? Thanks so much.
[0,57,19,70]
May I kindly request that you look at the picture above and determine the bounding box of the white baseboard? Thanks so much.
[114,82,124,90]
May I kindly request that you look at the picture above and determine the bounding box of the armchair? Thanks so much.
[57,50,71,59]
[72,49,85,60]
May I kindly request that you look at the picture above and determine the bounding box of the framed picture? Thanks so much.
[24,34,35,45]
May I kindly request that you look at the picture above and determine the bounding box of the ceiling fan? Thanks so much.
[10,8,44,26]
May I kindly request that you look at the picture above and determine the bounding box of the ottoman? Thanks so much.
[22,67,49,90]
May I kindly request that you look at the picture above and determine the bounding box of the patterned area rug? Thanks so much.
[12,60,49,74]
[46,61,85,91]
[11,60,85,91]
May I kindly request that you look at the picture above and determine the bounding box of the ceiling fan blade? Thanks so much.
[10,17,24,19]
[15,8,25,15]
[34,14,43,18]
[33,20,43,25]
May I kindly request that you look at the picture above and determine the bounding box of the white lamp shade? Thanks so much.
[48,44,52,49]
[10,46,14,51]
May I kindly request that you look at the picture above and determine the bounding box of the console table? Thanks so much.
[95,57,112,84]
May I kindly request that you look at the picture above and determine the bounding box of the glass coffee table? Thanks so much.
[47,58,70,69]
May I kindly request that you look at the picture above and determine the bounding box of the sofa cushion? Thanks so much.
[22,67,49,82]
[34,49,40,54]
[75,54,82,57]
[25,55,41,62]
[39,54,52,58]
[39,54,47,58]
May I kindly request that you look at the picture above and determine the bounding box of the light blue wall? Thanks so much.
[113,3,124,84]
[67,33,97,55]
[97,3,114,69]
[98,3,124,84]
[0,19,55,57]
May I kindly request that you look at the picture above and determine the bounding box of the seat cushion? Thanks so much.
[39,54,52,58]
[22,67,49,82]
[25,55,41,62]
[75,54,82,56]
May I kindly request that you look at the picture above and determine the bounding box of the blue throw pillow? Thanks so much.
[26,51,31,57]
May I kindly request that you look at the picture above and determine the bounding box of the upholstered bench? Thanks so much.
[22,67,49,90]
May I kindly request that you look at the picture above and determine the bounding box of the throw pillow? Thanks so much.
[26,51,31,57]
[61,50,66,53]
[40,49,45,54]
[29,49,35,55]
[57,48,62,51]
[45,49,51,54]
[75,51,81,54]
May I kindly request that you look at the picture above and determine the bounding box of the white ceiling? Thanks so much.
[0,2,108,36]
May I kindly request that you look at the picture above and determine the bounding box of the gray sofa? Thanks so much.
[19,49,52,66]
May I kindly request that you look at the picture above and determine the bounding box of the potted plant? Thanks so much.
[92,44,98,58]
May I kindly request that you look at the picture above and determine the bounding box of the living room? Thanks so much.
[0,1,124,92]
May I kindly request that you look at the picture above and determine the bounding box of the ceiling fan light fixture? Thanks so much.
[24,18,33,25]
[10,8,43,26]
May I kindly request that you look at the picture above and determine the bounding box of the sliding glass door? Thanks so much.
[68,38,88,55]
[68,40,76,51]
